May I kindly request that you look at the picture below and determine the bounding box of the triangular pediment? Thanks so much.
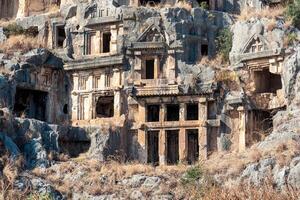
[242,34,269,54]
[137,24,165,42]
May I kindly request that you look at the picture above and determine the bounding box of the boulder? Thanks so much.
[88,126,122,161]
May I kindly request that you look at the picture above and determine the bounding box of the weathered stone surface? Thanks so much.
[0,132,20,157]
[288,161,300,188]
[15,175,65,200]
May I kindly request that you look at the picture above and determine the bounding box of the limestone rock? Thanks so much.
[88,127,121,161]
[288,161,300,188]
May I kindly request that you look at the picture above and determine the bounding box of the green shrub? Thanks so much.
[181,165,203,185]
[27,193,53,200]
[216,27,233,63]
[3,23,25,37]
[287,32,298,45]
[285,0,300,28]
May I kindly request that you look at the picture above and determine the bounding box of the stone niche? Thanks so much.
[13,87,48,121]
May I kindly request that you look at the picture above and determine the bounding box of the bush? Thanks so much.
[216,27,233,63]
[181,165,203,185]
[285,0,300,28]
[3,23,38,38]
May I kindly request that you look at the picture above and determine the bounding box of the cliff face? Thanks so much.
[0,0,300,199]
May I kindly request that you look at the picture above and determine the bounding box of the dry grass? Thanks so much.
[203,182,300,200]
[0,35,44,54]
[238,6,285,21]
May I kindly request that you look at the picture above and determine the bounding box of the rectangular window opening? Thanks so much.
[166,104,179,121]
[254,69,282,94]
[201,44,208,56]
[56,25,66,48]
[147,104,160,122]
[186,103,199,120]
[96,96,114,118]
[102,32,111,53]
[146,59,155,79]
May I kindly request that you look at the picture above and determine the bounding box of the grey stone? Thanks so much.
[121,174,147,187]
[142,176,161,189]
[130,190,144,200]
[24,48,50,67]
[288,162,300,188]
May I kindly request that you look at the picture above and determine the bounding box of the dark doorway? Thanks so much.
[188,42,198,63]
[147,131,159,166]
[146,59,155,79]
[56,25,66,48]
[201,44,208,56]
[187,129,199,164]
[254,69,282,93]
[102,32,111,53]
[13,88,48,121]
[147,104,160,122]
[96,96,114,118]
[166,130,179,165]
[166,104,179,121]
[186,103,198,120]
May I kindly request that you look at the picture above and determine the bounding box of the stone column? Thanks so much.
[114,90,121,117]
[179,128,187,163]
[238,106,246,152]
[16,0,29,18]
[137,101,147,163]
[167,51,176,84]
[160,104,166,123]
[134,53,142,84]
[110,25,118,54]
[199,98,208,160]
[159,129,166,165]
[154,56,160,79]
[179,103,185,122]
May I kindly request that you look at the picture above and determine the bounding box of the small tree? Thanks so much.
[216,27,233,63]
[285,0,300,28]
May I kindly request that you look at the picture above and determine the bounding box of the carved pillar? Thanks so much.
[134,53,142,84]
[159,129,166,165]
[199,97,208,160]
[16,0,29,18]
[167,51,176,83]
[110,25,118,54]
[238,106,246,152]
[114,90,121,117]
[179,103,185,122]
[179,128,187,163]
[137,101,147,163]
